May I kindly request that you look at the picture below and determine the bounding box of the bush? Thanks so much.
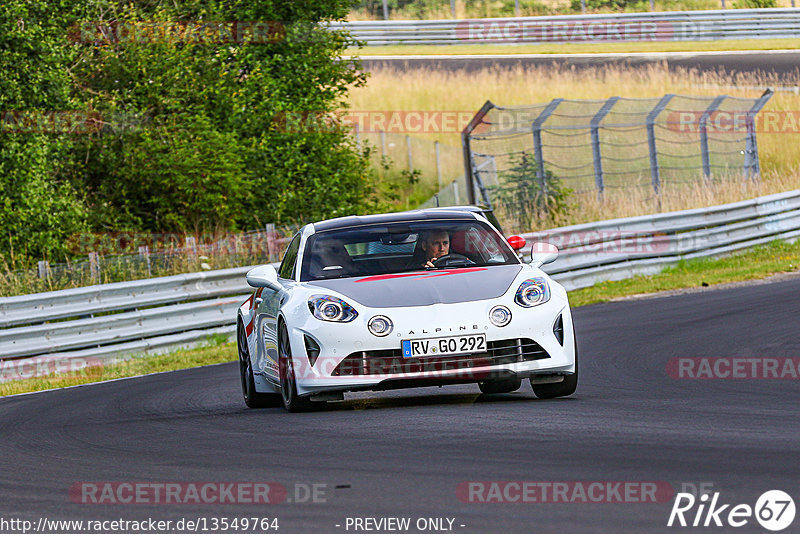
[490,152,571,232]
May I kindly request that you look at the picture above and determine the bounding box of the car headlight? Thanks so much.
[515,278,550,308]
[308,295,358,322]
[489,305,512,327]
[368,315,393,337]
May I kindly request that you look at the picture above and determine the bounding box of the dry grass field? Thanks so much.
[348,62,800,229]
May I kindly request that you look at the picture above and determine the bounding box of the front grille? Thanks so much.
[332,338,549,377]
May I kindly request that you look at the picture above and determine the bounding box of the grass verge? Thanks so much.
[2,239,799,398]
[349,39,800,57]
[568,238,800,307]
[0,335,237,398]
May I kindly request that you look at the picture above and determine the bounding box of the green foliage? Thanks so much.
[733,0,775,7]
[490,152,571,231]
[1,0,373,266]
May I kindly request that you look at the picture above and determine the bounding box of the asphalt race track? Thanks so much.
[360,50,800,79]
[1,277,799,533]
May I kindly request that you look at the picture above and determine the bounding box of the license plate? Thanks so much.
[402,334,486,358]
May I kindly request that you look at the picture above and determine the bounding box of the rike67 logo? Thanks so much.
[668,490,795,531]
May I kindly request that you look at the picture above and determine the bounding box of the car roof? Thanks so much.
[311,208,480,232]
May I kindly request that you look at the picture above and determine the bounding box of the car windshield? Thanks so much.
[300,219,519,281]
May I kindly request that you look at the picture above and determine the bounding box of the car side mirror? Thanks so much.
[246,265,280,289]
[531,242,558,267]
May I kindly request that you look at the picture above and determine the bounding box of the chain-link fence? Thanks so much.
[1,227,299,297]
[461,91,773,231]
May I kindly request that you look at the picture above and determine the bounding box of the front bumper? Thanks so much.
[284,295,576,397]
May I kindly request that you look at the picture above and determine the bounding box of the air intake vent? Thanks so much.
[553,314,564,346]
[304,335,321,366]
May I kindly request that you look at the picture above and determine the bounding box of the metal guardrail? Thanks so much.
[1,189,799,379]
[333,9,800,45]
[528,190,800,289]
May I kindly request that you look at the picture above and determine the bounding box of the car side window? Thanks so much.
[279,234,301,280]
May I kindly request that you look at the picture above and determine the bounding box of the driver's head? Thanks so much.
[421,229,450,261]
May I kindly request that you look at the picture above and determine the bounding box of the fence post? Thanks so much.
[406,135,413,172]
[646,94,675,201]
[382,0,389,19]
[37,260,50,280]
[699,95,727,181]
[451,0,456,17]
[743,89,773,181]
[453,180,460,205]
[138,245,151,276]
[380,129,386,159]
[185,236,197,256]
[266,223,277,261]
[354,123,361,151]
[88,252,100,283]
[461,101,496,205]
[531,98,564,203]
[435,141,442,190]
[590,96,620,201]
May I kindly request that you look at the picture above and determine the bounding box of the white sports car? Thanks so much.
[237,207,577,412]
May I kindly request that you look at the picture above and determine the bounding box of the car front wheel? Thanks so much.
[238,320,281,408]
[531,332,578,399]
[478,377,521,394]
[278,323,316,413]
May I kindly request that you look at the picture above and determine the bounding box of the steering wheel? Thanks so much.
[431,253,475,268]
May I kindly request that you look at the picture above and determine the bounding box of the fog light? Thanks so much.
[368,315,393,337]
[489,305,512,327]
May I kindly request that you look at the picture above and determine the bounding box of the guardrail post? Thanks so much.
[88,252,100,283]
[382,0,389,20]
[646,94,675,203]
[37,261,50,280]
[380,129,386,159]
[531,98,564,208]
[450,0,456,17]
[743,89,773,182]
[699,95,727,181]
[590,96,620,201]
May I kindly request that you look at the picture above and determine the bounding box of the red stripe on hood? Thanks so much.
[355,267,488,283]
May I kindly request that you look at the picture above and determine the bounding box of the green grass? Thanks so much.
[569,238,800,307]
[349,38,800,56]
[0,335,237,397]
[2,238,798,397]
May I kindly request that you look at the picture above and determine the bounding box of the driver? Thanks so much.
[420,229,450,268]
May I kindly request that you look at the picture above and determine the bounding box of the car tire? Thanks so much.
[238,320,281,408]
[478,377,521,394]
[278,322,316,413]
[531,332,578,399]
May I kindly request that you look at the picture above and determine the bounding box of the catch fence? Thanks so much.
[461,91,773,231]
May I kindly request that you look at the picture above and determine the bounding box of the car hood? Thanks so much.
[305,264,523,307]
